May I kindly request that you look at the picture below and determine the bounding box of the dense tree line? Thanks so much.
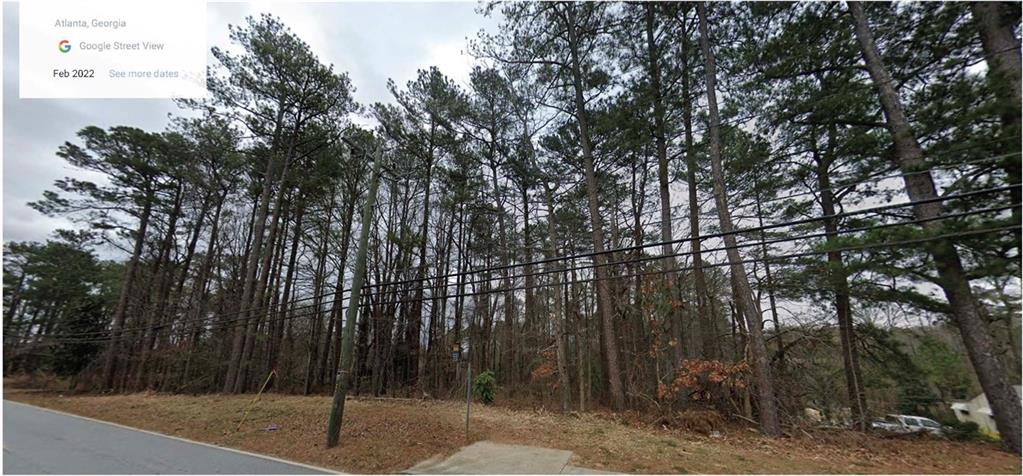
[4,2,1020,452]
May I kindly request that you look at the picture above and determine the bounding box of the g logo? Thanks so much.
[58,40,71,53]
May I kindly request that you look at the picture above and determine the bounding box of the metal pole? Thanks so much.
[326,145,383,448]
[465,337,472,440]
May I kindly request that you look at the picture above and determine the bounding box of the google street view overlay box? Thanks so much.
[19,0,207,98]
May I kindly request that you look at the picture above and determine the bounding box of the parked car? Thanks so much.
[871,414,946,435]
[870,417,902,432]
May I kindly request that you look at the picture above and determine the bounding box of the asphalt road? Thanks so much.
[2,400,331,474]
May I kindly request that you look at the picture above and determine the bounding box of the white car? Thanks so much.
[871,414,945,435]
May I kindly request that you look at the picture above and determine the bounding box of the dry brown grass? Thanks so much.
[3,372,67,390]
[5,388,1020,474]
[656,409,728,435]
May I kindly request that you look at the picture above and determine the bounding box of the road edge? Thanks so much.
[3,399,340,474]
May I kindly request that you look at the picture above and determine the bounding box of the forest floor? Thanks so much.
[4,387,1020,474]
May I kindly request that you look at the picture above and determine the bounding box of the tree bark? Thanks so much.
[135,182,184,390]
[970,1,1021,239]
[849,0,1021,453]
[645,2,685,367]
[520,181,536,381]
[489,156,517,381]
[970,2,1021,114]
[813,124,868,431]
[327,192,358,389]
[697,1,781,436]
[563,2,626,411]
[224,108,287,393]
[410,126,436,391]
[102,192,154,390]
[304,211,333,394]
[181,191,227,389]
[237,149,293,393]
[679,6,716,361]
[545,185,572,412]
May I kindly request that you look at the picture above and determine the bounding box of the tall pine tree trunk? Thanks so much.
[645,2,685,367]
[304,212,333,394]
[411,146,434,392]
[237,153,293,393]
[489,159,517,381]
[135,182,183,390]
[849,1,1021,453]
[970,1,1021,238]
[327,193,358,388]
[102,192,154,390]
[564,2,626,411]
[224,110,287,392]
[812,124,867,431]
[545,185,572,412]
[697,1,780,436]
[181,192,226,389]
[679,6,716,361]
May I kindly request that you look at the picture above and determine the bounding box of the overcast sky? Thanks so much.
[2,1,498,245]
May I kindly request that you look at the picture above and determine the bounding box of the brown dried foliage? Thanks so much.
[658,359,750,403]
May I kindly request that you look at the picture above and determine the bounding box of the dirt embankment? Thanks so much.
[4,389,1019,474]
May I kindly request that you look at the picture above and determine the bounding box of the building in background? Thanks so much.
[951,385,1022,436]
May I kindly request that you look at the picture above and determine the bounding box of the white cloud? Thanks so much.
[4,1,500,244]
[424,41,472,85]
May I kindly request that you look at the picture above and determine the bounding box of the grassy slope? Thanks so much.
[4,389,1020,474]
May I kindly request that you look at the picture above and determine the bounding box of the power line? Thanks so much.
[15,150,1019,342]
[30,222,1018,345]
[361,146,1020,278]
[629,148,1019,227]
[28,197,1016,342]
[36,181,1014,340]
[325,201,1017,311]
[25,183,1014,341]
[351,183,1017,297]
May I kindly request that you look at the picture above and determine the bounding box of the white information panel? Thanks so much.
[19,0,207,98]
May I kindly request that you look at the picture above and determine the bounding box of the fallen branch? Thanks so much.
[732,413,759,426]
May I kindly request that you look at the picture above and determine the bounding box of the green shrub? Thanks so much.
[944,420,981,441]
[473,370,496,404]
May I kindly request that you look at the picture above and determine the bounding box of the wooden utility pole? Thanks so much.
[326,145,383,448]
